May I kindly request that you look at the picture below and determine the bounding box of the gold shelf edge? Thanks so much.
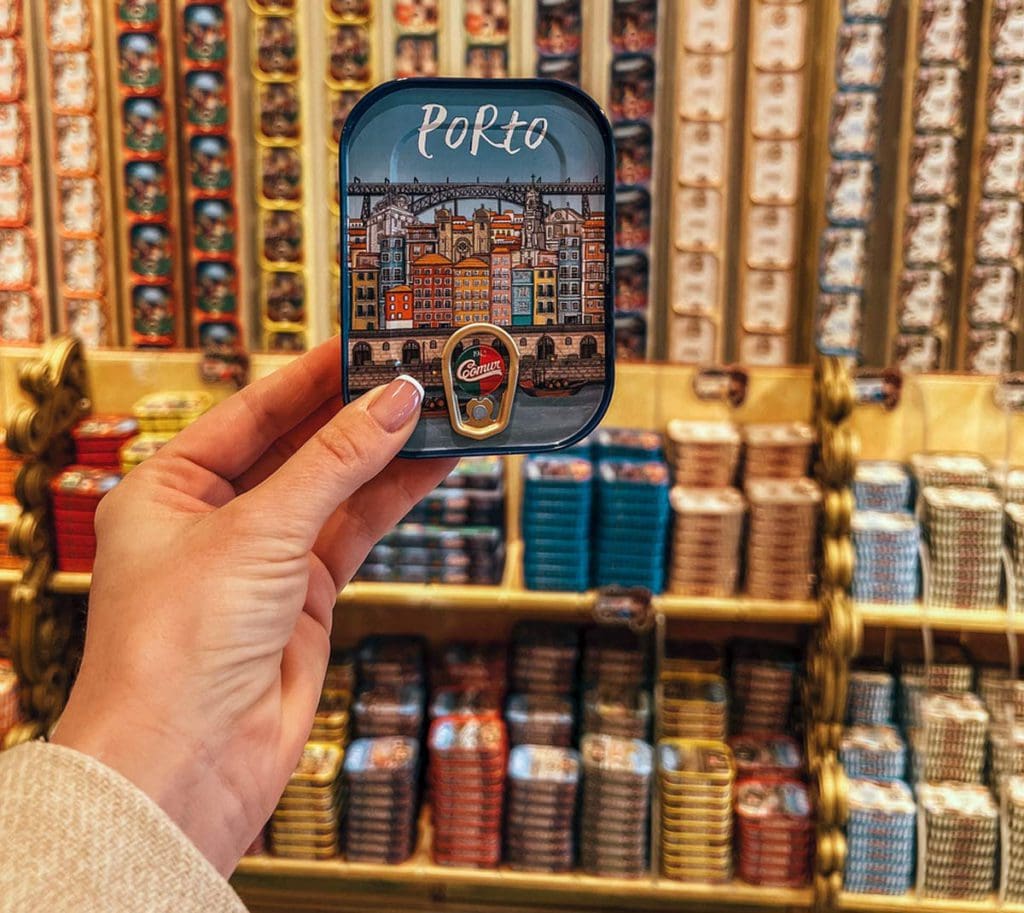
[233,855,812,908]
[48,572,819,623]
[856,601,1020,634]
[839,891,1024,913]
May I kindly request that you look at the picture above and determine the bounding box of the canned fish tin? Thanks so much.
[340,78,616,457]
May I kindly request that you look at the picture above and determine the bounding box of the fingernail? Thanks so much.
[368,374,424,432]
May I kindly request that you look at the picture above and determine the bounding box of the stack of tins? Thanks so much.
[504,744,580,873]
[72,416,139,469]
[50,466,121,572]
[659,673,728,741]
[342,736,420,864]
[579,734,652,878]
[744,478,822,601]
[270,742,344,861]
[658,739,734,883]
[741,423,814,480]
[428,714,507,868]
[734,777,813,887]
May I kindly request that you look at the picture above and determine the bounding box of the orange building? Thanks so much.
[410,253,453,328]
[384,284,413,329]
[453,256,491,326]
[582,214,606,324]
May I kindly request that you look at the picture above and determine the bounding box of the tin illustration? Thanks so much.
[341,79,615,457]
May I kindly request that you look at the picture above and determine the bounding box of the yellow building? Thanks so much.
[533,266,556,325]
[453,256,491,326]
[350,253,379,331]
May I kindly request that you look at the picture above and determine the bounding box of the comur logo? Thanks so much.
[454,344,506,395]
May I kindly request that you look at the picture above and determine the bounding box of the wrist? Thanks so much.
[52,681,248,876]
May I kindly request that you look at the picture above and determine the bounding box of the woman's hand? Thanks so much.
[51,339,455,875]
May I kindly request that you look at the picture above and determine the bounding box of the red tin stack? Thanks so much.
[428,714,507,868]
[734,777,814,887]
[50,466,121,572]
[72,415,140,470]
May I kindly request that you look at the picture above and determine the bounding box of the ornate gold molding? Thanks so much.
[3,337,90,747]
[808,355,858,913]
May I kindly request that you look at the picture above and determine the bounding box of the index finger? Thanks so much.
[162,337,342,480]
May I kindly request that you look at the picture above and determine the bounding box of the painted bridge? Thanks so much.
[348,179,606,213]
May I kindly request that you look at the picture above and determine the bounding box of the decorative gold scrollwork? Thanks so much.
[2,337,91,749]
[810,355,856,911]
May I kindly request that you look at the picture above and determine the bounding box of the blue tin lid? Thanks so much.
[340,78,615,457]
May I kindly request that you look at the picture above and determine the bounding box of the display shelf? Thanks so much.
[49,571,818,623]
[233,854,812,912]
[839,892,1024,913]
[856,601,1020,635]
[0,569,22,588]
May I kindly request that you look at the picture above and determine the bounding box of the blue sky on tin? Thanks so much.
[344,86,607,218]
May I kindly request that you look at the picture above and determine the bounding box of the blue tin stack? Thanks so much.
[844,778,916,896]
[840,725,907,781]
[592,457,671,592]
[847,668,895,726]
[852,511,920,605]
[522,455,594,592]
[853,461,912,512]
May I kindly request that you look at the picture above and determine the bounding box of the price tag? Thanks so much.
[995,372,1024,412]
[692,365,749,407]
[853,367,902,410]
[594,586,654,632]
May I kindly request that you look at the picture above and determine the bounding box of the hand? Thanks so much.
[51,340,455,875]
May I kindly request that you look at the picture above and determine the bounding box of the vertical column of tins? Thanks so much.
[251,0,306,351]
[41,0,118,347]
[808,356,859,913]
[814,1,892,361]
[325,2,375,340]
[0,2,47,343]
[888,0,972,371]
[109,0,184,348]
[957,0,1024,373]
[176,2,247,368]
[392,0,441,78]
[665,0,739,365]
[534,0,582,85]
[735,0,811,367]
[463,0,510,78]
[608,0,659,361]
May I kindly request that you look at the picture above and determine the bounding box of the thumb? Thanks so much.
[236,374,424,546]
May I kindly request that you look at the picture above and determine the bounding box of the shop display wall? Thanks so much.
[7,1,1021,368]
[0,340,851,913]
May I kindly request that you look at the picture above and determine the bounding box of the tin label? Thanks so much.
[455,343,505,396]
[341,79,614,456]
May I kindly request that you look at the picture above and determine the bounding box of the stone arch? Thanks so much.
[402,339,422,365]
[352,341,372,366]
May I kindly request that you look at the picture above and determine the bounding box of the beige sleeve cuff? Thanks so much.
[0,740,247,913]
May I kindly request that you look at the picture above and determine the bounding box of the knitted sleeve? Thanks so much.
[0,740,247,913]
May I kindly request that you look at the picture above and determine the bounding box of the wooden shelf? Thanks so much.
[857,601,1022,634]
[839,891,1024,913]
[49,570,818,623]
[233,855,812,912]
[0,568,22,588]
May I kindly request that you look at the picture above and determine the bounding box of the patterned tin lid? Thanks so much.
[340,78,615,457]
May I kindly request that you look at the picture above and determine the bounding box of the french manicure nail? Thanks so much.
[368,374,424,432]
